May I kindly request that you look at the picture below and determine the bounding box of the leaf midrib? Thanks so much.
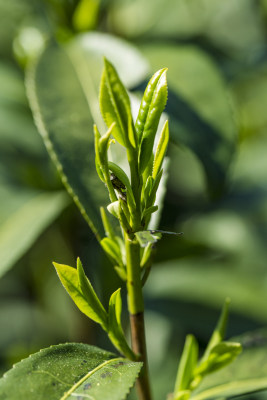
[61,357,123,400]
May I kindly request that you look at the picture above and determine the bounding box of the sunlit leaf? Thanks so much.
[0,343,142,400]
[191,330,267,399]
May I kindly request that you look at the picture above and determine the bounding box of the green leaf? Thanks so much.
[174,335,198,393]
[107,201,121,219]
[108,289,136,360]
[152,119,169,179]
[191,330,267,400]
[26,33,148,240]
[0,343,142,400]
[72,0,100,31]
[101,237,123,267]
[202,298,231,361]
[100,58,131,147]
[0,187,69,278]
[108,161,136,211]
[194,342,242,378]
[134,230,162,248]
[53,259,108,330]
[136,68,168,173]
[140,43,237,197]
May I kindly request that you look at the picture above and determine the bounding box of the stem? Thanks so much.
[125,235,153,400]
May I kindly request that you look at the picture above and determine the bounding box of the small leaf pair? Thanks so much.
[173,299,242,400]
[54,259,135,359]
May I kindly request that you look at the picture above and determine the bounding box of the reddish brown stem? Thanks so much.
[130,312,152,400]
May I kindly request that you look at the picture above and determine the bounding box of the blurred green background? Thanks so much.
[1,1,267,399]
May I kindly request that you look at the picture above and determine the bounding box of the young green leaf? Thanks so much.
[108,161,136,208]
[54,259,108,330]
[0,343,142,400]
[202,298,231,362]
[136,68,168,173]
[194,342,242,378]
[142,205,158,219]
[152,119,169,179]
[101,237,123,267]
[99,58,131,147]
[174,335,199,394]
[190,330,267,400]
[134,230,162,248]
[100,206,116,239]
[108,288,137,360]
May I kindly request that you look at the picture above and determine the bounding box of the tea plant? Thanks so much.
[1,52,267,400]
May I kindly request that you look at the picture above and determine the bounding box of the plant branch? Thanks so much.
[125,235,152,400]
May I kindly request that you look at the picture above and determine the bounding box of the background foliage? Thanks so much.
[1,1,267,399]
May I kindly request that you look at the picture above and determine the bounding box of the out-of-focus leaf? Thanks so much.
[191,330,267,399]
[0,186,69,278]
[145,259,267,322]
[0,343,142,400]
[109,0,265,57]
[139,43,237,197]
[26,33,149,239]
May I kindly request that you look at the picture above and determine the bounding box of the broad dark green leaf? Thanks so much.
[191,330,267,399]
[26,33,149,240]
[0,186,69,278]
[139,43,237,197]
[0,343,142,400]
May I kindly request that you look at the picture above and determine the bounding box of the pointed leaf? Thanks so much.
[174,335,198,393]
[202,298,230,361]
[152,119,169,179]
[136,68,168,173]
[26,33,148,240]
[100,58,131,147]
[194,342,242,377]
[191,330,267,400]
[54,260,108,329]
[108,289,137,360]
[0,343,142,400]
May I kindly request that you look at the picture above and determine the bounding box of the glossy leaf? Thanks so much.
[136,68,168,173]
[0,187,69,278]
[191,330,267,400]
[53,259,108,330]
[0,343,142,400]
[108,289,136,360]
[100,58,131,147]
[152,120,169,179]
